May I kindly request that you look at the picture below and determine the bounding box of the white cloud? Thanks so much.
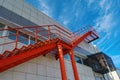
[96,13,115,33]
[103,40,115,51]
[114,31,118,38]
[37,0,52,17]
[58,0,81,27]
[88,0,95,6]
[94,0,114,33]
[95,13,116,51]
[99,0,106,8]
[111,55,120,67]
[96,33,110,45]
[94,0,117,52]
[63,20,69,26]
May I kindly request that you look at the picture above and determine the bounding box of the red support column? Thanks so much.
[57,44,67,80]
[69,50,79,80]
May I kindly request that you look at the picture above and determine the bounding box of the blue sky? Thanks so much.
[25,0,120,68]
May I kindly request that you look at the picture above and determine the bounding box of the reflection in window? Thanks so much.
[75,56,82,64]
[8,30,16,40]
[95,77,102,80]
[30,37,35,44]
[64,54,70,60]
[18,32,29,45]
[8,29,29,45]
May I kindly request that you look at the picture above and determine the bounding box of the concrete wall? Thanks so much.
[0,54,95,80]
[78,41,99,54]
[0,0,70,31]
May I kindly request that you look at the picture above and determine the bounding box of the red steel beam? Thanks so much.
[72,31,92,48]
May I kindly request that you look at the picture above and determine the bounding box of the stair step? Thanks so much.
[2,51,13,59]
[38,42,44,46]
[27,44,35,49]
[10,48,20,56]
[20,46,28,52]
[0,38,58,59]
[34,43,41,48]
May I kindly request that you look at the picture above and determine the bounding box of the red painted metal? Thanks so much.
[57,44,67,80]
[0,25,99,80]
[69,50,80,80]
[0,39,58,72]
[72,31,92,48]
[15,29,19,48]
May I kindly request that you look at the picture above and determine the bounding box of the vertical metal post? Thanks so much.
[57,44,67,80]
[48,26,50,39]
[15,29,19,48]
[57,28,61,39]
[69,50,79,80]
[35,27,38,43]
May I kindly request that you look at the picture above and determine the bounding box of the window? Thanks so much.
[95,77,102,80]
[8,29,16,40]
[64,54,70,60]
[29,36,35,44]
[0,23,5,36]
[75,56,82,64]
[18,32,29,45]
[8,29,29,45]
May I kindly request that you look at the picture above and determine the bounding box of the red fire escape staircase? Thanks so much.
[0,25,98,80]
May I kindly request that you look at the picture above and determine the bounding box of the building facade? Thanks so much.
[0,0,119,80]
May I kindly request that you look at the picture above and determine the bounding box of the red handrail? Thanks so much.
[0,25,98,49]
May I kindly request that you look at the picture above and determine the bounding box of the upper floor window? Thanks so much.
[8,28,29,45]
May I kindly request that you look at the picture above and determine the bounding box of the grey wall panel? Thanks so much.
[0,6,36,26]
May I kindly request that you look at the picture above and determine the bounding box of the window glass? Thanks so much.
[95,77,102,80]
[64,54,70,60]
[0,23,5,36]
[82,58,85,64]
[8,30,16,40]
[18,32,29,45]
[8,29,29,45]
[30,36,35,44]
[75,56,82,64]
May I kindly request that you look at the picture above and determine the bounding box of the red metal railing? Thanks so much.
[0,25,71,48]
[0,25,98,51]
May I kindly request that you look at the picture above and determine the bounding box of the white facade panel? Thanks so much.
[13,72,26,80]
[0,54,96,80]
